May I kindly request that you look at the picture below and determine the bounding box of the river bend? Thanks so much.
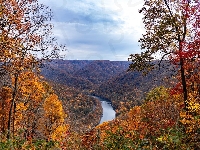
[93,96,116,124]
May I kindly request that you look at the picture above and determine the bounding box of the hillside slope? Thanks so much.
[41,60,174,115]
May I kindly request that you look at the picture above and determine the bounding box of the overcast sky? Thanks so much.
[40,0,145,61]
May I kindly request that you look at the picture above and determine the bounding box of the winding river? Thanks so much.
[93,96,116,124]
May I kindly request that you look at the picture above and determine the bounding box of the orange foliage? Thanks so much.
[0,87,12,133]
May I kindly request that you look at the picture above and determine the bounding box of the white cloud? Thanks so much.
[39,0,145,60]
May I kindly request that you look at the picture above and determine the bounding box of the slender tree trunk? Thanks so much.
[180,58,188,110]
[179,40,188,110]
[7,75,18,139]
[12,102,16,138]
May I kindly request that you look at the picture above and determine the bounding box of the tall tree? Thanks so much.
[129,0,200,110]
[0,0,66,139]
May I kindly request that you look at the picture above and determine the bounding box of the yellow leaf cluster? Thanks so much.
[17,71,46,103]
[43,94,65,122]
[187,93,200,113]
[51,124,69,141]
[180,111,200,133]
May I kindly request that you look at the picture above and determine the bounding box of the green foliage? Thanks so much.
[104,127,135,150]
[154,124,200,150]
[144,86,169,102]
[0,137,59,150]
[156,127,187,149]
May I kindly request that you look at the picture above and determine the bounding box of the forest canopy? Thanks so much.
[0,0,200,149]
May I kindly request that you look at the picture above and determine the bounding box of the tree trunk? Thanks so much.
[179,39,188,110]
[180,57,188,110]
[7,75,18,139]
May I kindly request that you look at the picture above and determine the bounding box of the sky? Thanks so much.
[40,0,145,61]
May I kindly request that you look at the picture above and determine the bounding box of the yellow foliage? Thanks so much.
[17,71,46,103]
[51,124,69,141]
[180,111,200,133]
[43,93,68,140]
[179,92,200,133]
[43,94,65,122]
[96,121,109,129]
[187,93,200,113]
[16,102,28,111]
[15,102,29,122]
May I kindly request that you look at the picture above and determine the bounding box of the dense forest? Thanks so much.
[41,59,174,115]
[0,0,200,149]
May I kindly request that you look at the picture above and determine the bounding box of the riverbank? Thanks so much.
[68,97,103,133]
[92,96,116,124]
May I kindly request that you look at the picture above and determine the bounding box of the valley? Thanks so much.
[41,59,173,132]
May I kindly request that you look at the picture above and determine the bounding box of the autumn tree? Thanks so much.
[43,93,68,141]
[129,0,200,110]
[0,0,66,139]
[14,72,47,139]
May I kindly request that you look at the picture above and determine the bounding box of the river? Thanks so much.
[93,96,116,124]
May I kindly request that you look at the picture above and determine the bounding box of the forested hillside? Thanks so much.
[47,81,102,133]
[41,59,174,115]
